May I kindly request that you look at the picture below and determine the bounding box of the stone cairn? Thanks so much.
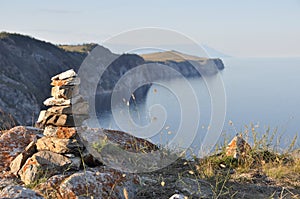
[36,69,89,137]
[10,69,92,185]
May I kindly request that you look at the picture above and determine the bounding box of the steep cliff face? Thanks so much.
[141,50,224,78]
[0,32,225,125]
[0,32,87,125]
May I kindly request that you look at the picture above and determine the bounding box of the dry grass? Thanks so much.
[263,158,300,187]
[58,44,97,53]
[141,50,208,62]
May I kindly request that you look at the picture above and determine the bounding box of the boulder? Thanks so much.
[43,126,77,139]
[0,126,42,172]
[18,151,76,185]
[51,69,77,81]
[35,167,139,199]
[78,128,166,173]
[0,185,44,199]
[36,136,83,154]
[51,85,79,99]
[226,135,251,159]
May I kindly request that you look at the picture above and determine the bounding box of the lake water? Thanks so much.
[97,58,300,155]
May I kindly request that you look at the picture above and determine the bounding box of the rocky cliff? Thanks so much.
[0,32,225,126]
[0,32,88,125]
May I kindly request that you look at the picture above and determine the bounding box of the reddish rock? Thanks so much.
[43,126,77,139]
[0,126,42,172]
[10,140,37,175]
[51,77,80,87]
[36,136,83,154]
[226,135,251,159]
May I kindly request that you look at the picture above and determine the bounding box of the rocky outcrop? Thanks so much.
[0,124,159,198]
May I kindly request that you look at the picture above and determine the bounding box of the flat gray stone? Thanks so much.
[46,102,89,115]
[51,69,77,81]
[43,95,84,106]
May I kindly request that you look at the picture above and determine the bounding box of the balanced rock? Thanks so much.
[43,95,84,106]
[51,69,77,81]
[43,126,77,139]
[47,103,89,115]
[51,85,79,99]
[51,77,80,87]
[42,112,88,127]
[36,136,83,154]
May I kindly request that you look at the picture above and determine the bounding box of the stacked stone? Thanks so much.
[37,69,89,138]
[9,69,90,185]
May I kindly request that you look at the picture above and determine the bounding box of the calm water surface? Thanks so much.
[98,58,300,154]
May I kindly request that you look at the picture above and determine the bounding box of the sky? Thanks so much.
[1,0,300,57]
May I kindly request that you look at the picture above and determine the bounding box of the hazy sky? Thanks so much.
[1,0,300,57]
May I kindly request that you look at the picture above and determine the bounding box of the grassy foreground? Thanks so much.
[135,124,300,198]
[1,123,299,198]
